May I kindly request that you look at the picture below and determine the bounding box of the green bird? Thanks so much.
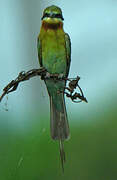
[37,5,71,170]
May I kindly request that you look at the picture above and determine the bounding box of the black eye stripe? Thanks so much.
[41,13,64,20]
[42,13,49,18]
[53,14,64,20]
[54,14,62,18]
[44,13,49,17]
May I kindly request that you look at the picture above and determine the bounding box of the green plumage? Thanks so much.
[37,6,71,141]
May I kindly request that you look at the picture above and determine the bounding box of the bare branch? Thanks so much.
[0,67,47,102]
[64,76,88,103]
[0,67,87,103]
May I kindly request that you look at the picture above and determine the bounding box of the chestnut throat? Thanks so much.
[42,21,63,30]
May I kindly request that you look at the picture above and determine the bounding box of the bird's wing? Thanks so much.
[65,33,71,77]
[37,36,43,67]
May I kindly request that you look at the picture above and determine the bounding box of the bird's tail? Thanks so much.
[49,91,69,171]
[50,92,69,141]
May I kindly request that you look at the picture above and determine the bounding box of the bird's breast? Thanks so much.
[40,29,67,74]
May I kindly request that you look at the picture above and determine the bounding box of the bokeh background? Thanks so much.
[0,0,117,179]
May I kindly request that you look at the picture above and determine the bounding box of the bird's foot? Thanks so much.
[44,72,51,79]
[58,73,65,80]
[43,72,65,80]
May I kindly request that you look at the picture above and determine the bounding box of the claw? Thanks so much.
[44,72,51,79]
[58,73,64,79]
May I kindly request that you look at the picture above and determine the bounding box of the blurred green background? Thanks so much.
[0,0,117,179]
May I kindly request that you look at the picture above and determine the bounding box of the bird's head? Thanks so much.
[41,5,64,28]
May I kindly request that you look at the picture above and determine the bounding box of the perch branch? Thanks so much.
[0,67,87,103]
[0,67,47,102]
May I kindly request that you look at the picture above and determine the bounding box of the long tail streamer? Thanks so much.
[59,139,66,172]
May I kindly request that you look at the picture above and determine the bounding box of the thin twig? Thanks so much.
[0,67,87,103]
[0,67,47,102]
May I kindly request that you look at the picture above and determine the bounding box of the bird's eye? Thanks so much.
[54,14,64,20]
[44,13,50,17]
[41,13,50,20]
